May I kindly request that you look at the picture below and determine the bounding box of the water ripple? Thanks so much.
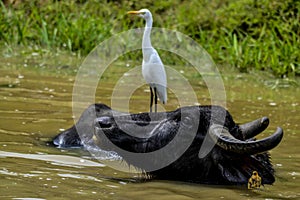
[0,150,105,167]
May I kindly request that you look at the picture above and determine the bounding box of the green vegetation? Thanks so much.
[0,0,299,77]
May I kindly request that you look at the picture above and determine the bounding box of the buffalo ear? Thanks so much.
[217,153,275,185]
[217,163,248,184]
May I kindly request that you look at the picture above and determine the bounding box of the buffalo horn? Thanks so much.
[239,117,269,140]
[208,124,283,155]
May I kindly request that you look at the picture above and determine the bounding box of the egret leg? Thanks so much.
[150,87,153,112]
[154,87,158,113]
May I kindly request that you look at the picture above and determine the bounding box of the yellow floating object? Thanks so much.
[248,171,262,189]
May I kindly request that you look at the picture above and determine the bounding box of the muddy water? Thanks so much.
[0,58,299,199]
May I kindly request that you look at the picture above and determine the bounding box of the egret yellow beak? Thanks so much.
[127,11,140,15]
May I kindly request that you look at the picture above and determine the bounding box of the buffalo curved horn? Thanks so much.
[208,124,283,155]
[239,117,269,140]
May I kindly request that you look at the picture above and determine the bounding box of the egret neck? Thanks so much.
[142,15,153,62]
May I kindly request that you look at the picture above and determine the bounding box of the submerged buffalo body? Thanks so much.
[53,103,283,185]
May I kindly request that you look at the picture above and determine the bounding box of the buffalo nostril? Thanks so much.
[52,135,61,147]
[95,116,112,128]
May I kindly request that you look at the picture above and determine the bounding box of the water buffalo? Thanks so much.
[53,103,283,185]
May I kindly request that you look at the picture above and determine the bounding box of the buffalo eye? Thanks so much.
[181,116,194,129]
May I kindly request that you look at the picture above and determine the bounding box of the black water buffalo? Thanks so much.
[53,103,283,185]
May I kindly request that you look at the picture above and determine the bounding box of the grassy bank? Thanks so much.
[1,0,299,77]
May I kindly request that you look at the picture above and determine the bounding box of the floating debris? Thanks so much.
[248,171,262,189]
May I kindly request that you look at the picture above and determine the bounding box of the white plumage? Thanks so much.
[128,9,167,112]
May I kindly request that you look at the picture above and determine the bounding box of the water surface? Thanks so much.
[0,55,299,199]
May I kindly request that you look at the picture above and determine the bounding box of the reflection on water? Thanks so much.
[0,59,299,199]
[0,151,106,167]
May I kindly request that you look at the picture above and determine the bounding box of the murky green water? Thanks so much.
[0,54,299,199]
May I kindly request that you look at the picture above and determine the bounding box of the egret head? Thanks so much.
[127,8,152,21]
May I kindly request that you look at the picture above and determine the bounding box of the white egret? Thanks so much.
[128,9,167,113]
